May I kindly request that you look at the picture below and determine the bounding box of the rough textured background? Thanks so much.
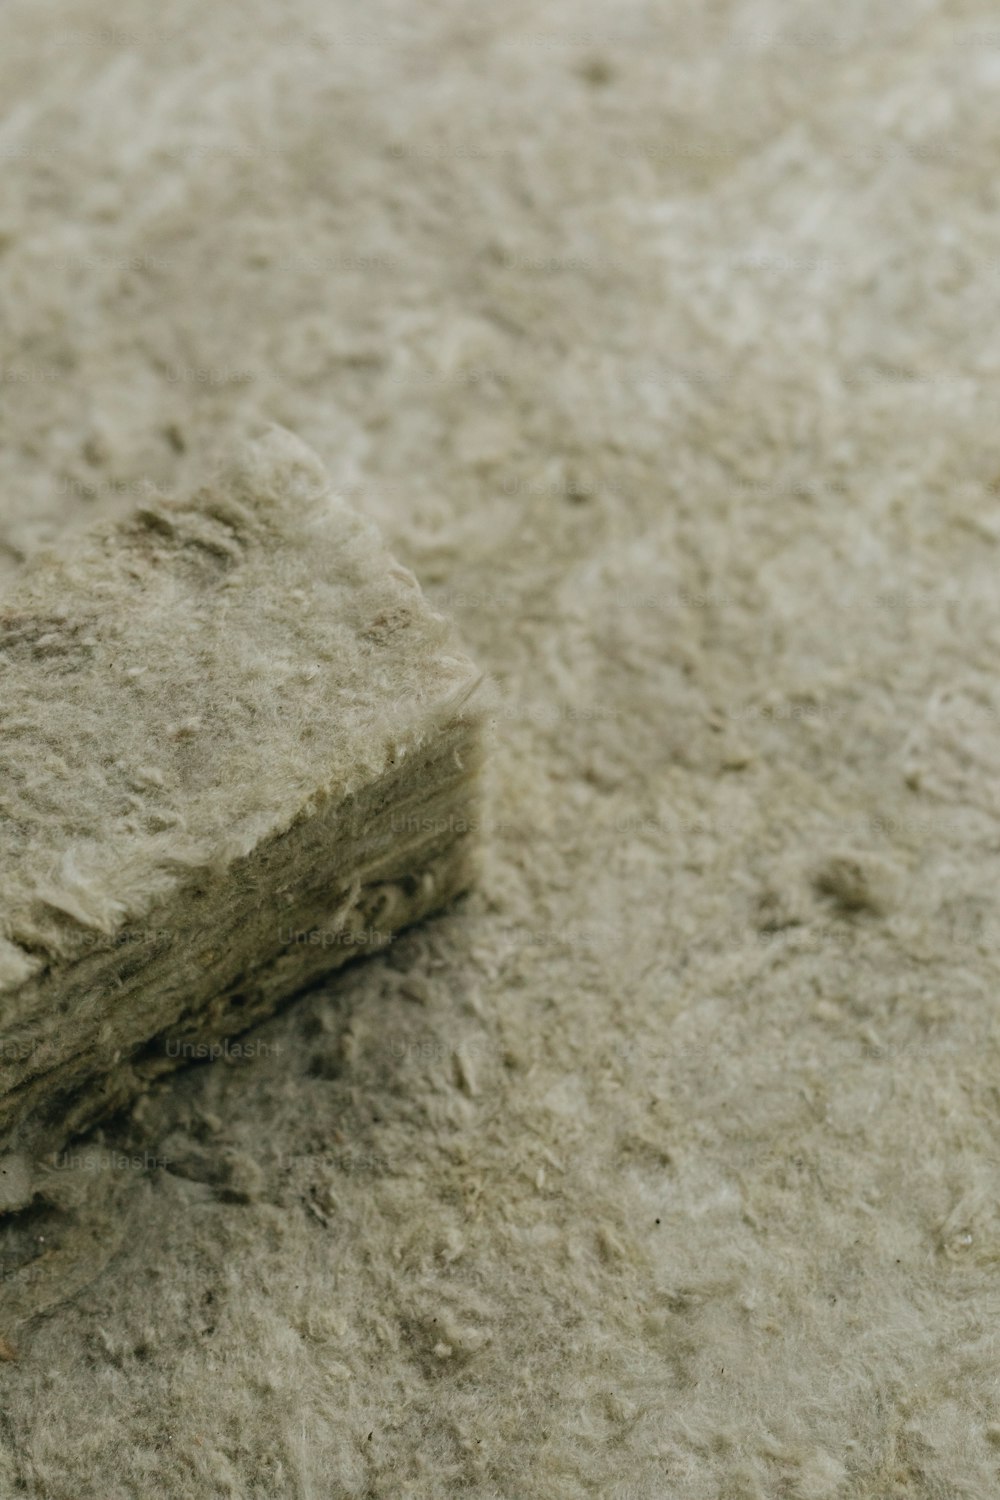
[1,1,999,1495]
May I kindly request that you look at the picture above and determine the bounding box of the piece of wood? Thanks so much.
[0,428,484,1207]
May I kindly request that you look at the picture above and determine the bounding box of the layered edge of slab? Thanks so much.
[0,426,487,1198]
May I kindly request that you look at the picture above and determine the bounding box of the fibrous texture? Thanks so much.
[0,428,483,1200]
[5,0,1000,1495]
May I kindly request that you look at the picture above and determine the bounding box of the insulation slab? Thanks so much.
[0,428,484,1203]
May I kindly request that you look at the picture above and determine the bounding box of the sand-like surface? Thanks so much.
[2,2,999,1495]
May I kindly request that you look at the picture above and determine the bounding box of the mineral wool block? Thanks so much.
[0,428,484,1203]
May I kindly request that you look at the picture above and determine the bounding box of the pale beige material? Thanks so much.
[0,428,483,1196]
[1,0,998,1495]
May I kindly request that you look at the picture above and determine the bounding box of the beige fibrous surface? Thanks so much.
[0,428,484,1197]
[2,0,1000,1495]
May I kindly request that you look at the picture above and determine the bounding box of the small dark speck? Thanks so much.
[654,1218,660,1225]
[579,56,615,87]
[367,1431,373,1441]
